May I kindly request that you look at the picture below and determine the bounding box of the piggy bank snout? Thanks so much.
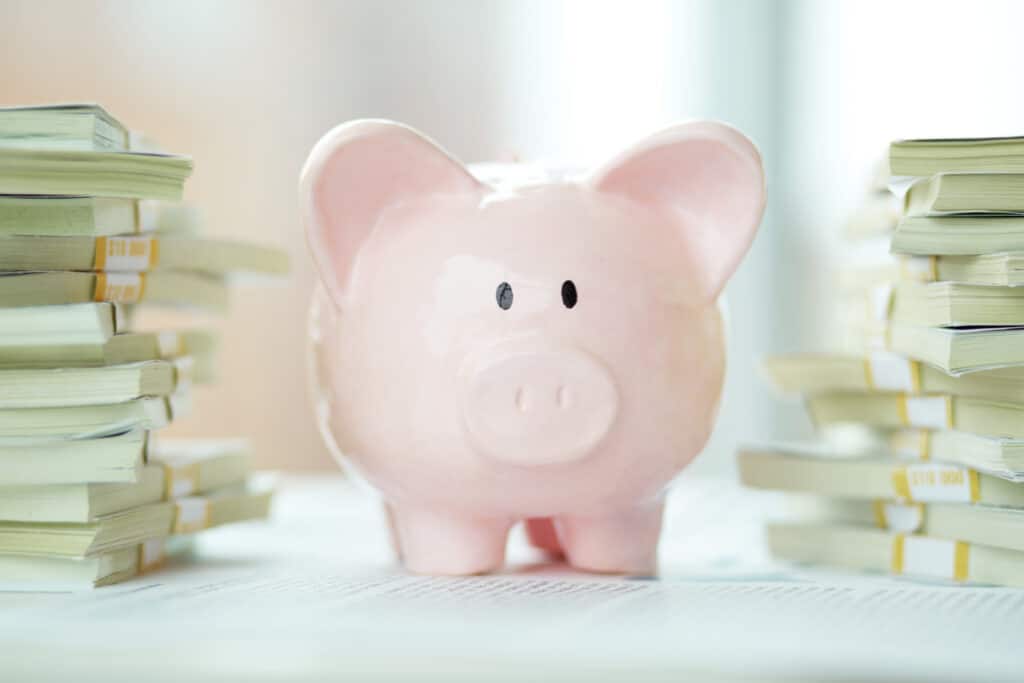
[458,345,618,466]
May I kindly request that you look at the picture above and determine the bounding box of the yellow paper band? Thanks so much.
[95,237,108,270]
[953,541,970,582]
[133,273,146,300]
[892,468,912,501]
[969,470,980,503]
[873,500,887,528]
[919,430,931,461]
[897,395,909,426]
[136,544,149,573]
[891,534,905,574]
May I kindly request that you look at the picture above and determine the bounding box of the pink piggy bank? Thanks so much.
[301,120,765,575]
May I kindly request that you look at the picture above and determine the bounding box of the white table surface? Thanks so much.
[2,472,1023,682]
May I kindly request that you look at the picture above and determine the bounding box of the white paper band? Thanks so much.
[173,356,194,388]
[169,390,192,421]
[889,429,929,460]
[174,498,210,533]
[870,283,894,322]
[865,329,888,350]
[139,537,167,570]
[904,396,950,429]
[157,331,184,357]
[905,464,975,503]
[143,398,172,430]
[169,468,196,498]
[902,256,936,282]
[902,536,957,579]
[879,502,924,533]
[112,303,128,333]
[867,351,917,392]
[136,200,159,232]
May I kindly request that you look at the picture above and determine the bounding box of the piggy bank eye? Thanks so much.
[496,282,513,310]
[561,280,578,309]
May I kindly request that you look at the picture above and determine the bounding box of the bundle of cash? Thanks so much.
[741,135,1024,587]
[0,104,286,589]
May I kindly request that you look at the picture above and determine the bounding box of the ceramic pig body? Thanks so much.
[302,120,765,575]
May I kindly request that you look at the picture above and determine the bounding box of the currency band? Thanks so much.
[157,331,184,358]
[137,537,168,573]
[890,429,932,461]
[873,500,925,533]
[864,351,921,393]
[891,534,969,582]
[173,498,211,534]
[870,283,894,322]
[891,463,979,503]
[163,461,201,499]
[93,272,146,303]
[899,255,938,282]
[897,395,952,430]
[94,236,159,272]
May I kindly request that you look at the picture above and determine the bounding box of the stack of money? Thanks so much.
[0,104,287,589]
[739,136,1024,587]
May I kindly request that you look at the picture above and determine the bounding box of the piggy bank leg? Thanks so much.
[390,506,513,576]
[383,503,403,561]
[524,517,564,557]
[558,504,664,575]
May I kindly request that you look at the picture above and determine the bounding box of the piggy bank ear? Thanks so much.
[587,121,766,301]
[300,120,483,304]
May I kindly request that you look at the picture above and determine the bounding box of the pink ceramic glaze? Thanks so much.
[301,119,765,576]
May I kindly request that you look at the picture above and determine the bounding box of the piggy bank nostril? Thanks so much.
[556,385,571,409]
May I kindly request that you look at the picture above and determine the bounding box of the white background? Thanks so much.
[4,0,1024,472]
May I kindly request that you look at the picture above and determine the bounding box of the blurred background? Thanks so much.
[3,0,1023,473]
